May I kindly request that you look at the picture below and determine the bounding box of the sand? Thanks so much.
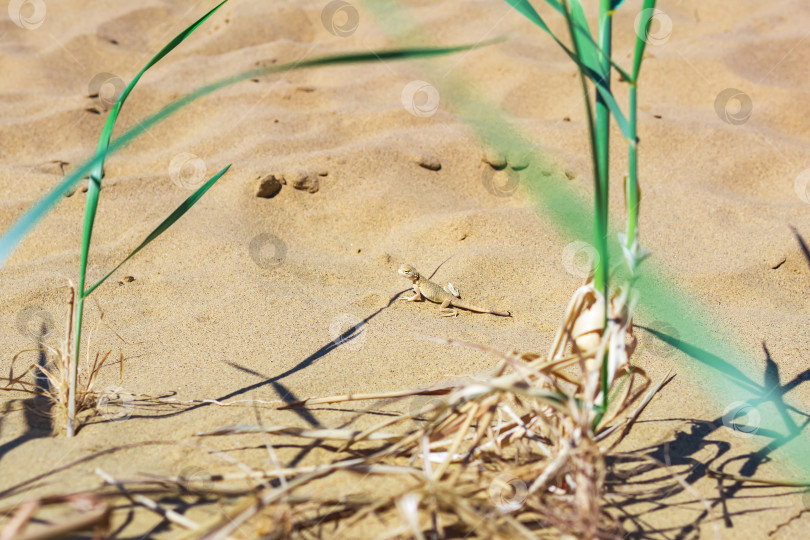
[2,0,810,537]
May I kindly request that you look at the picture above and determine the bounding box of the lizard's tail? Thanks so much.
[455,300,511,317]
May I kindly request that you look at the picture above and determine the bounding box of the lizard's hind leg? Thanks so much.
[439,298,459,317]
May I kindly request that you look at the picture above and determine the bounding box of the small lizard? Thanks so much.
[398,263,511,317]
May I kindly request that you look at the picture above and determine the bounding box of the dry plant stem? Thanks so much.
[618,452,720,540]
[0,484,258,508]
[252,401,288,490]
[0,500,38,540]
[438,488,534,540]
[706,469,810,487]
[529,444,571,495]
[601,371,670,449]
[95,468,198,531]
[549,284,590,360]
[419,435,433,477]
[464,395,499,457]
[329,495,400,538]
[2,497,110,540]
[280,387,453,409]
[271,346,586,414]
[16,509,109,540]
[433,403,478,480]
[202,468,335,540]
[64,286,76,429]
[595,366,649,431]
[335,396,453,452]
[68,295,81,437]
[146,458,418,485]
[201,425,401,441]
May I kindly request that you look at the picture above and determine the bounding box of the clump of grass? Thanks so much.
[0,326,666,538]
[1,283,131,433]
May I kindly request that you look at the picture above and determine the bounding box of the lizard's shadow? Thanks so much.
[111,258,455,424]
[202,258,455,407]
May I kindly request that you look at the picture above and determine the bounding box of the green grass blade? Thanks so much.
[89,0,229,184]
[594,82,629,137]
[81,0,230,296]
[565,1,631,138]
[83,165,231,297]
[68,0,230,436]
[503,1,631,136]
[507,0,632,81]
[624,0,656,266]
[0,41,492,269]
[592,0,614,427]
[632,0,657,79]
[567,0,600,76]
[505,0,559,34]
[504,0,587,69]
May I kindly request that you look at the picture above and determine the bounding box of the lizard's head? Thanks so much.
[398,264,420,282]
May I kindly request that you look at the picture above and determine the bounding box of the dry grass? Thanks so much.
[0,278,685,539]
[1,282,131,435]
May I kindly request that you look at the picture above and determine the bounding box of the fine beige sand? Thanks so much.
[2,0,810,537]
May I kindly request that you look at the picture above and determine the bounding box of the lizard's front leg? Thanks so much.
[400,283,423,302]
[439,298,459,317]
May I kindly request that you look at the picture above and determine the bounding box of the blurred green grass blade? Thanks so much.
[505,0,559,34]
[81,0,230,295]
[0,40,490,269]
[0,154,104,269]
[83,165,231,297]
[568,0,600,75]
[632,0,657,79]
